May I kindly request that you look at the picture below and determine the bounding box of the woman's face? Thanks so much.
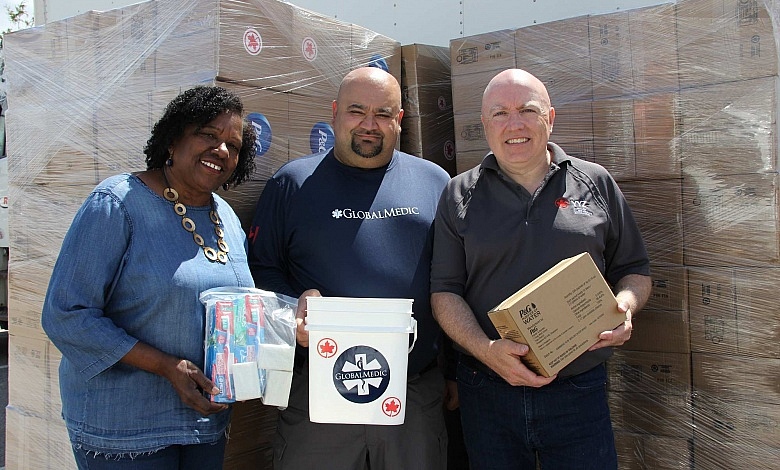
[167,111,243,199]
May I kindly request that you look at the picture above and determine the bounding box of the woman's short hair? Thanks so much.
[144,86,257,187]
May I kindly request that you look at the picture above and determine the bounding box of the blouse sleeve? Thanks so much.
[41,189,139,379]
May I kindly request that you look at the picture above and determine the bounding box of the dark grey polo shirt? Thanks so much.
[431,142,650,377]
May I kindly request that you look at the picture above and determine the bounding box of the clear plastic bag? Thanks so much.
[200,287,297,405]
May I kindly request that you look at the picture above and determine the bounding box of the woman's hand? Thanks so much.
[165,358,229,416]
[121,342,228,416]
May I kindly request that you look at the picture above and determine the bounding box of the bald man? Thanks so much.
[249,67,451,469]
[430,69,652,469]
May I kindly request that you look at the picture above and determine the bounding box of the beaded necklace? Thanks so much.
[161,168,229,263]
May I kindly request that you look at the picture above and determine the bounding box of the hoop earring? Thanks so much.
[166,157,173,167]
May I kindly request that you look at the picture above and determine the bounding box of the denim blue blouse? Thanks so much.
[41,173,254,454]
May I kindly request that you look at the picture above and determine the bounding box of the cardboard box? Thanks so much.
[516,15,593,104]
[692,394,780,448]
[676,0,778,88]
[610,391,693,438]
[400,115,457,176]
[692,434,780,470]
[588,10,634,100]
[453,112,488,155]
[288,91,337,159]
[688,266,780,359]
[588,5,680,99]
[7,334,63,419]
[350,22,402,80]
[5,406,75,470]
[550,101,594,152]
[591,97,637,181]
[488,252,621,377]
[223,400,278,457]
[626,4,680,95]
[614,431,692,470]
[633,92,681,179]
[621,264,690,354]
[620,179,684,266]
[627,309,691,355]
[399,44,457,176]
[223,448,274,470]
[682,173,780,267]
[607,350,692,396]
[551,140,596,166]
[692,353,780,405]
[400,44,453,118]
[449,29,516,77]
[679,76,778,176]
[645,265,687,312]
[451,69,499,116]
[550,100,595,172]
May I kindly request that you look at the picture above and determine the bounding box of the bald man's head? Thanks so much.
[482,69,551,115]
[480,68,555,177]
[331,67,404,169]
[337,67,402,108]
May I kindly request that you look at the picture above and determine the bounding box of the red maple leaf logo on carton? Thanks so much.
[243,28,262,56]
[382,397,402,417]
[317,338,337,358]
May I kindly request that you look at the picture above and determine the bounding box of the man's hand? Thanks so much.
[590,273,651,351]
[295,289,321,347]
[589,300,633,350]
[443,379,459,411]
[479,339,556,388]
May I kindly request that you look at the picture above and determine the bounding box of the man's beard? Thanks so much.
[351,134,383,158]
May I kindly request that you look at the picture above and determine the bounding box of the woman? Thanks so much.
[41,86,257,469]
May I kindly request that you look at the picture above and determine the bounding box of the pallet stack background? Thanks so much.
[4,0,780,468]
[450,0,778,467]
[2,0,400,468]
[400,43,457,177]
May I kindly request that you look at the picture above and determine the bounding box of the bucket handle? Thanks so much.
[408,318,418,353]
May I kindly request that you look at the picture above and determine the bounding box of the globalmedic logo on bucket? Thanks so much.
[332,346,390,403]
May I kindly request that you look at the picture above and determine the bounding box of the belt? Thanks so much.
[458,354,505,382]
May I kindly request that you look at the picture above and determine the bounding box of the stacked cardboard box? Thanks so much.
[3,0,400,468]
[450,29,516,172]
[675,1,780,467]
[450,0,780,467]
[400,44,457,176]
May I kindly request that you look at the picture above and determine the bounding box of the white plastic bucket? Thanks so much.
[305,297,417,425]
[307,296,413,314]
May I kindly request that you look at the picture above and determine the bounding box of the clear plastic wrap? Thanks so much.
[448,0,780,467]
[5,0,780,468]
[400,44,457,176]
[2,0,399,467]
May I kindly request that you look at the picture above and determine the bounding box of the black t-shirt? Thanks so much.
[249,149,451,375]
